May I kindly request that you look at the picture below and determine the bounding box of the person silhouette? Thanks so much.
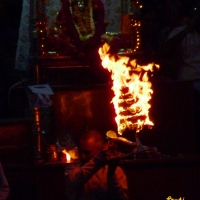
[64,129,129,200]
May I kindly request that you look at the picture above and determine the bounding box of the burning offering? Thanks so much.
[62,149,71,163]
[99,43,159,134]
[99,43,160,156]
[61,147,79,163]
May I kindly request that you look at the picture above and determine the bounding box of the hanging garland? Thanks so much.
[69,0,95,41]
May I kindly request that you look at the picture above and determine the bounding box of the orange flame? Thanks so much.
[99,43,159,135]
[62,149,71,162]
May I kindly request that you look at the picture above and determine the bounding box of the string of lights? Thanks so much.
[130,0,143,52]
[36,0,48,56]
[36,20,48,56]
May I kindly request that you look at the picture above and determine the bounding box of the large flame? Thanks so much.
[99,43,159,135]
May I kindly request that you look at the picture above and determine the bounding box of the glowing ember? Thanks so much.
[99,43,159,135]
[62,149,71,162]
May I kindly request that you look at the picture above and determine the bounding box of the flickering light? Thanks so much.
[99,43,160,134]
[62,149,71,162]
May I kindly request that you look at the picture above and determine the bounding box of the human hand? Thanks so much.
[107,157,120,177]
[103,140,123,161]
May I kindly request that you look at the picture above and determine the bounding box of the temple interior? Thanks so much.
[0,0,200,199]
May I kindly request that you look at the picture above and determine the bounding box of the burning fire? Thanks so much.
[62,149,71,162]
[99,43,159,135]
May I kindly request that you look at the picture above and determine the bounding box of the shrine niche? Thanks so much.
[14,0,146,84]
[26,0,109,84]
[34,0,142,55]
[35,0,105,57]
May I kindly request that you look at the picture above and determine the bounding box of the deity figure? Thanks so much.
[60,0,105,50]
[47,0,108,81]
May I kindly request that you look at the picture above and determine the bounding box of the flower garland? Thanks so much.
[69,0,95,41]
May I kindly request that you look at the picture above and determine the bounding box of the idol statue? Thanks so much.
[58,0,106,54]
[46,0,108,81]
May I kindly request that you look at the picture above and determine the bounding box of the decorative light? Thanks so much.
[129,0,142,53]
[35,0,49,56]
[36,19,48,56]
